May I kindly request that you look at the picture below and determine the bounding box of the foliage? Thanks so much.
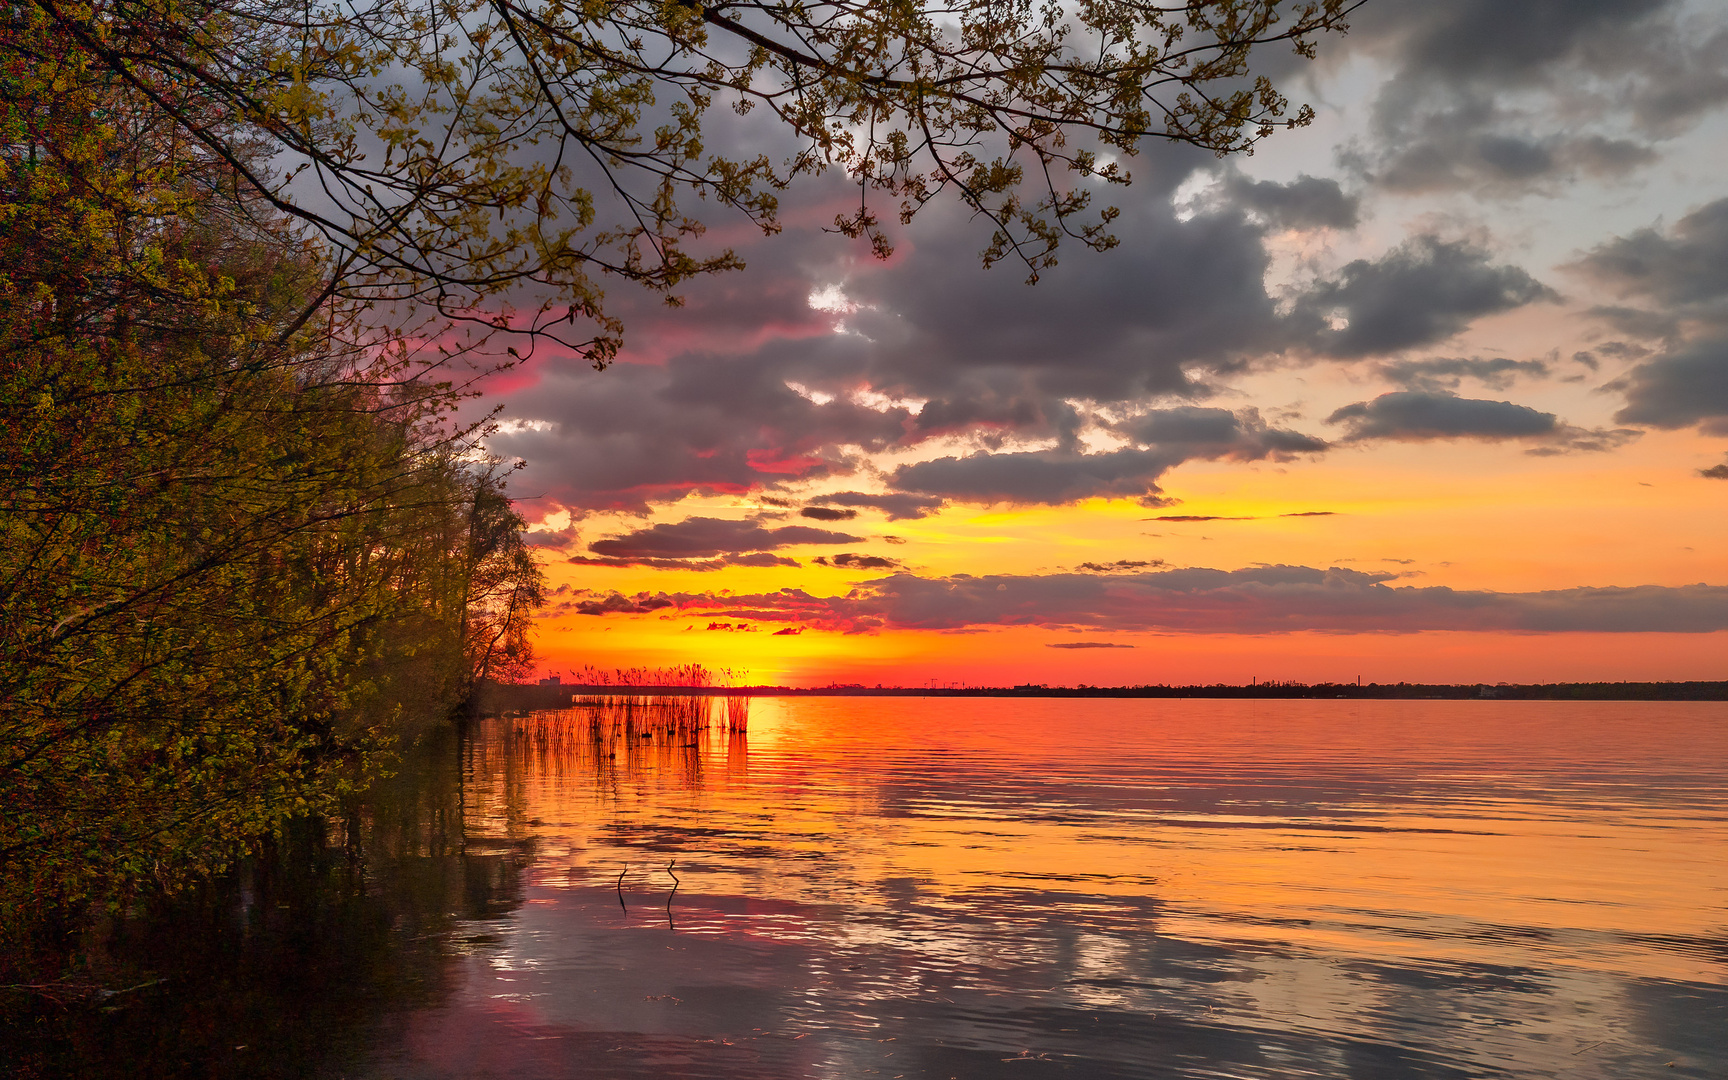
[17,0,1358,371]
[0,9,541,930]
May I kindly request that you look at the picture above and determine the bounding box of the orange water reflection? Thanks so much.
[423,698,1727,1079]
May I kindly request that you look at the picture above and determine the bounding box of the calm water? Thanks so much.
[11,699,1728,1078]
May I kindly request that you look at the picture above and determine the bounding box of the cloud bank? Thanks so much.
[570,565,1728,635]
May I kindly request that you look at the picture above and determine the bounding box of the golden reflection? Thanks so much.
[453,698,1728,988]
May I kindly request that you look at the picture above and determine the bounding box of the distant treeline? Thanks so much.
[0,18,542,935]
[482,680,1728,710]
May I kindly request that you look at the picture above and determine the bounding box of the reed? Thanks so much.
[563,664,751,732]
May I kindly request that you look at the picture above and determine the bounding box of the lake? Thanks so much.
[11,698,1727,1078]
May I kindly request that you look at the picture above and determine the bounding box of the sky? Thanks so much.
[484,0,1728,687]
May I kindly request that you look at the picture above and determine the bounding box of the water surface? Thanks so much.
[18,698,1728,1078]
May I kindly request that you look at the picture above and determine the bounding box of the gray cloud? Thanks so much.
[1077,559,1166,572]
[1292,237,1558,358]
[1344,0,1726,195]
[575,565,1728,634]
[1609,334,1728,433]
[1363,0,1676,84]
[1587,306,1683,342]
[887,447,1184,506]
[811,492,948,521]
[488,150,1312,514]
[1576,197,1728,308]
[489,353,910,512]
[1327,391,1559,440]
[1326,390,1638,452]
[1046,642,1135,649]
[1365,118,1658,196]
[1227,174,1360,230]
[1114,406,1330,458]
[587,516,861,559]
[1702,460,1728,478]
[1573,200,1728,431]
[568,552,802,571]
[572,592,677,616]
[799,506,858,521]
[813,553,907,571]
[1378,356,1552,391]
[883,407,1330,508]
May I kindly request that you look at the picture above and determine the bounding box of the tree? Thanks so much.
[19,0,1359,365]
[0,11,539,924]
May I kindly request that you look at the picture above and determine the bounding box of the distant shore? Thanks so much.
[475,679,1728,712]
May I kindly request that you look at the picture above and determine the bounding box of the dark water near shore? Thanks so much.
[8,699,1727,1079]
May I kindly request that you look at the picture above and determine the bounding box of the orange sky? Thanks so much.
[527,425,1727,684]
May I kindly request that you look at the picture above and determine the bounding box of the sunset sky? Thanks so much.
[485,0,1728,687]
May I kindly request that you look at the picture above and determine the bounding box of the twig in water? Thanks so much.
[0,978,166,1007]
[665,859,680,930]
[617,865,629,912]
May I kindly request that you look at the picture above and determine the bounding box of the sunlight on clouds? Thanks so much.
[806,283,860,315]
[1170,168,1222,223]
[781,380,835,405]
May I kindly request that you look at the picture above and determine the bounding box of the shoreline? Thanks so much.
[476,680,1728,712]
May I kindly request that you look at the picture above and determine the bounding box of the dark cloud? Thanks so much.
[882,406,1330,508]
[1609,334,1728,433]
[1143,509,1334,523]
[1114,406,1330,458]
[1362,0,1676,84]
[812,492,947,521]
[1291,237,1558,358]
[1575,197,1728,308]
[1378,356,1552,392]
[835,159,1290,405]
[1077,559,1166,572]
[573,592,677,616]
[487,151,1311,514]
[887,447,1183,506]
[1326,390,1639,452]
[1327,391,1558,440]
[1587,306,1682,342]
[799,506,858,521]
[1573,201,1728,432]
[1226,174,1360,230]
[1701,460,1728,478]
[575,565,1728,634]
[771,626,803,635]
[1364,119,1658,195]
[1344,0,1724,195]
[814,553,907,571]
[522,526,579,549]
[1046,642,1135,649]
[587,516,861,559]
[568,552,801,571]
[488,354,910,512]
